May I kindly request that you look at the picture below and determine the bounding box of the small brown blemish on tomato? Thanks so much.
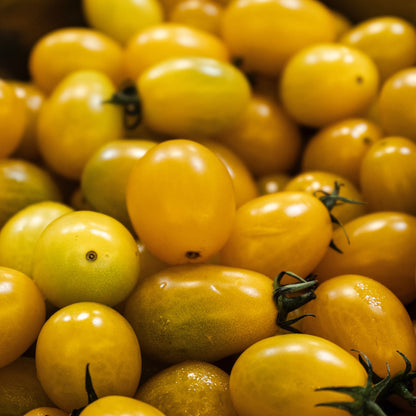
[356,75,364,84]
[363,137,373,145]
[186,251,201,260]
[86,250,98,262]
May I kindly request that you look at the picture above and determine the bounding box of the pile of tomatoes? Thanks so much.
[1,0,416,415]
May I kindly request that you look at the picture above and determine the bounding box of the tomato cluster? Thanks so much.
[1,0,416,415]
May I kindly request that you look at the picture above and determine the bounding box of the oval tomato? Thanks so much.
[302,274,416,377]
[123,263,277,363]
[229,333,367,416]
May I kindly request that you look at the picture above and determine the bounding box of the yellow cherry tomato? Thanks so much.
[216,93,302,176]
[32,210,140,308]
[0,201,73,277]
[378,67,416,141]
[136,240,169,279]
[256,173,291,195]
[340,16,416,82]
[229,333,367,416]
[124,23,229,80]
[9,81,45,161]
[0,79,26,158]
[123,263,277,363]
[221,0,336,76]
[301,117,383,187]
[136,361,237,416]
[126,139,236,265]
[331,9,353,39]
[196,138,259,207]
[168,0,224,36]
[81,139,158,229]
[37,70,124,180]
[24,408,68,416]
[314,212,416,305]
[0,357,53,416]
[219,191,333,279]
[303,274,416,377]
[0,159,62,229]
[29,28,124,94]
[35,302,142,412]
[360,136,416,215]
[137,57,251,138]
[82,0,163,45]
[0,267,45,368]
[279,43,379,127]
[80,396,167,416]
[284,171,367,225]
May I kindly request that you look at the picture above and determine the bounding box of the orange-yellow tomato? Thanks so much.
[301,118,383,187]
[378,67,416,141]
[126,139,236,265]
[24,407,68,416]
[29,28,124,94]
[123,263,277,363]
[35,302,142,412]
[279,43,379,127]
[284,171,367,225]
[0,79,26,158]
[82,0,163,45]
[124,23,229,80]
[314,211,416,305]
[256,173,291,195]
[0,267,45,368]
[216,93,302,176]
[219,191,333,279]
[221,0,336,76]
[360,136,416,215]
[340,16,416,82]
[168,0,224,36]
[302,274,416,377]
[37,70,124,180]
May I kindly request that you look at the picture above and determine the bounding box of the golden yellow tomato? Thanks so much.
[123,263,277,363]
[279,43,379,127]
[126,139,236,264]
[24,407,68,416]
[221,0,336,75]
[124,23,229,79]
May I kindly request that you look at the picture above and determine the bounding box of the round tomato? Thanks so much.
[35,302,142,412]
[32,210,140,307]
[302,274,416,377]
[0,267,45,368]
[359,136,416,215]
[219,191,333,279]
[37,70,124,180]
[229,333,367,416]
[29,27,124,94]
[123,263,277,363]
[136,57,251,138]
[279,43,379,127]
[80,396,166,416]
[221,0,336,76]
[340,16,416,82]
[126,139,236,265]
[135,361,237,416]
[24,408,68,416]
[124,23,229,79]
[314,211,416,305]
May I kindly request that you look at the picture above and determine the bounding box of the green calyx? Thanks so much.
[272,271,317,333]
[104,80,142,130]
[314,181,365,253]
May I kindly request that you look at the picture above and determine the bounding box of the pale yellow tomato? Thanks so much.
[279,43,379,127]
[126,139,236,265]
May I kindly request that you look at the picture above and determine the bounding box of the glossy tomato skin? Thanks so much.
[359,136,416,215]
[37,70,124,180]
[137,57,251,138]
[126,139,236,265]
[229,333,367,416]
[219,191,333,279]
[221,0,336,76]
[123,264,278,363]
[302,274,416,377]
[29,27,124,94]
[314,212,416,304]
[35,302,142,412]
